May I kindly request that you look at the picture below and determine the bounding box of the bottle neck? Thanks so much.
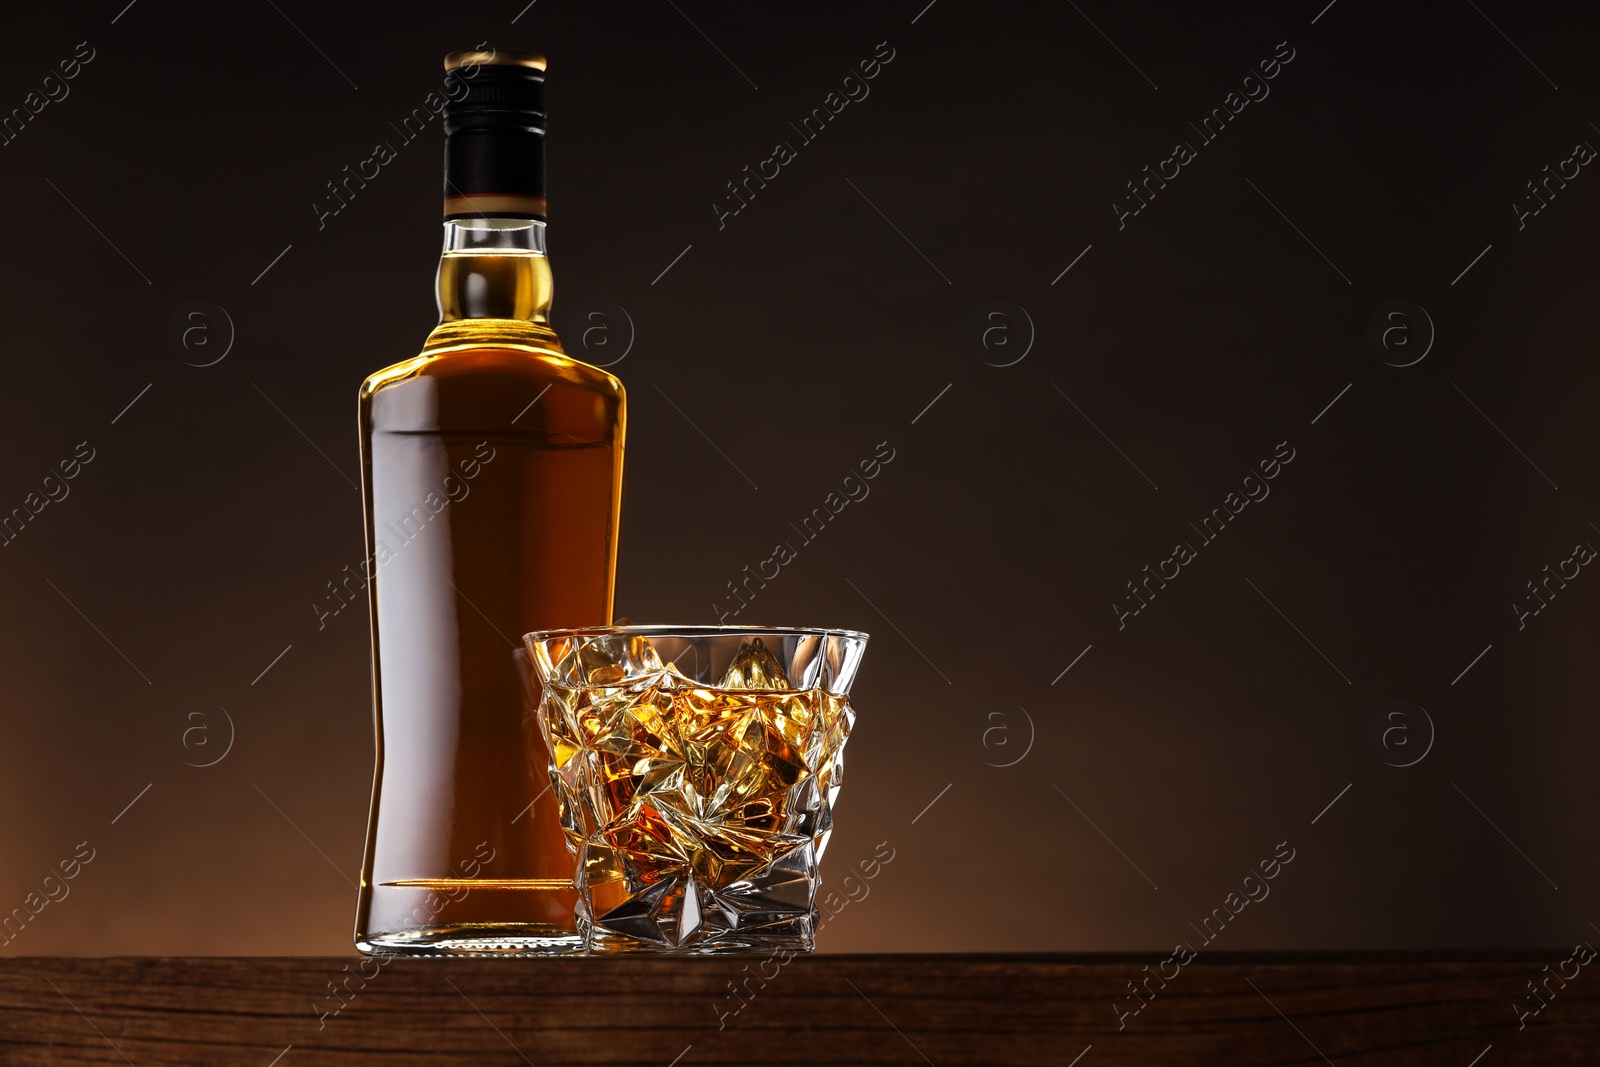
[436,217,553,324]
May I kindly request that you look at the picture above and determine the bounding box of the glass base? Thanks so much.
[583,927,815,955]
[579,898,817,955]
[357,923,583,957]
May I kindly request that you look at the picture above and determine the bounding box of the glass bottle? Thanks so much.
[354,48,625,954]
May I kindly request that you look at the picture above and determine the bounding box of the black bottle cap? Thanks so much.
[441,49,547,220]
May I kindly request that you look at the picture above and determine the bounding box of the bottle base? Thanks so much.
[357,924,584,957]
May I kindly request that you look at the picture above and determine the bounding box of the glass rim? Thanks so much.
[523,623,870,644]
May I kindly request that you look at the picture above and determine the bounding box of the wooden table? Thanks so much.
[1,954,1595,1064]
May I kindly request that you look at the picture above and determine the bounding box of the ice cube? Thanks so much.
[578,631,664,685]
[719,637,792,690]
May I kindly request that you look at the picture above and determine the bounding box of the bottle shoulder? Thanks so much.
[362,328,623,401]
[362,322,624,441]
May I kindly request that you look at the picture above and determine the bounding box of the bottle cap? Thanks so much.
[441,49,547,220]
[444,49,546,71]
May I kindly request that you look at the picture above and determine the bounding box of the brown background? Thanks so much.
[0,0,1596,956]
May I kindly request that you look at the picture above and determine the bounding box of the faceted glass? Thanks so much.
[525,625,868,954]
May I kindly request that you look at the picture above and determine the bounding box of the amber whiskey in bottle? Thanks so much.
[354,49,624,954]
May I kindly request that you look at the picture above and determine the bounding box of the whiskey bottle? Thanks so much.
[354,48,625,955]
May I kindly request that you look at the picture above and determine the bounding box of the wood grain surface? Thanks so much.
[1,954,1596,1065]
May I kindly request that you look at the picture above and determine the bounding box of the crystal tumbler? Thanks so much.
[525,625,868,953]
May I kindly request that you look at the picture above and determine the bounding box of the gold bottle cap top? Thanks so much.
[444,49,547,71]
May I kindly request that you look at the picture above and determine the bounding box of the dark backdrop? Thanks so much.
[1,0,1596,955]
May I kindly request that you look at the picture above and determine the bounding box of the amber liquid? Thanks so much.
[355,250,625,953]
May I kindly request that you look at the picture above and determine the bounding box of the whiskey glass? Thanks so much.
[525,625,868,953]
